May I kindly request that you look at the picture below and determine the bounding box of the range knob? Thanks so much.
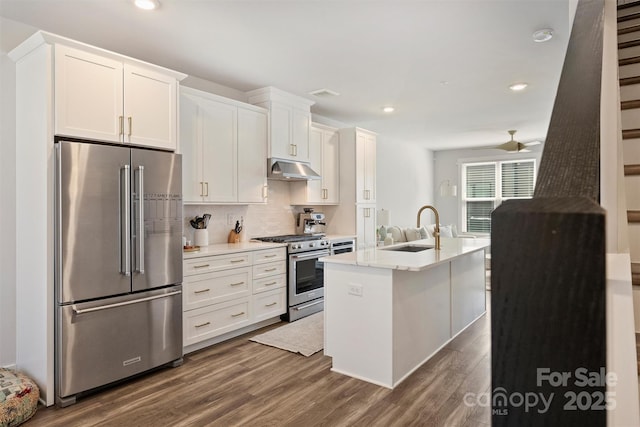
[309,243,315,247]
[291,244,299,249]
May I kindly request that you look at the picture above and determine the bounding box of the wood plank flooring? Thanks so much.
[28,297,491,427]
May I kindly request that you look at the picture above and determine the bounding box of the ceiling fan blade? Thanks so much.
[524,140,542,146]
[496,141,519,151]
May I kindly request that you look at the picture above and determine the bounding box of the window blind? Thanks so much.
[501,161,535,198]
[465,164,495,198]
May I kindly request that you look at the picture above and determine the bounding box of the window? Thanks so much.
[461,159,536,234]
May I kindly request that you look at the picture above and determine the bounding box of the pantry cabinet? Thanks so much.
[330,127,378,249]
[180,87,268,204]
[247,87,314,163]
[54,44,180,150]
[290,123,340,205]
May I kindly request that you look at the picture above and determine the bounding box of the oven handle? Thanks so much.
[290,250,330,261]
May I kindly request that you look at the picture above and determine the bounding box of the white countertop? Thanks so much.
[183,241,286,259]
[324,234,357,242]
[321,237,490,271]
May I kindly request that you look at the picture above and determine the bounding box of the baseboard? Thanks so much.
[1,363,16,371]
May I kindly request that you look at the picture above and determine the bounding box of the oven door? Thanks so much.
[288,249,330,306]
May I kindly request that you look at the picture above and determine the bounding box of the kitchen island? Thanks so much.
[322,237,490,388]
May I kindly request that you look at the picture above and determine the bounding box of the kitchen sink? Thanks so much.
[380,244,434,253]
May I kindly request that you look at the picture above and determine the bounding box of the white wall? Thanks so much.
[0,51,17,369]
[375,136,434,227]
[433,146,544,232]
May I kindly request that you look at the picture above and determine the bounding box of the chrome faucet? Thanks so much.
[417,205,441,250]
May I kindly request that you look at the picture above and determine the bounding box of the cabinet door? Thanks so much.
[306,127,324,203]
[292,108,310,162]
[322,129,340,203]
[364,133,377,203]
[124,64,177,150]
[270,103,293,159]
[54,45,123,143]
[237,108,268,203]
[200,98,237,202]
[356,205,377,249]
[180,93,204,202]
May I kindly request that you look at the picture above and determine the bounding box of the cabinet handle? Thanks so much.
[263,254,277,258]
[230,281,245,286]
[128,117,132,137]
[264,267,277,272]
[230,259,245,263]
[200,182,204,197]
[290,144,295,156]
[265,302,277,307]
[294,144,298,156]
[364,208,371,218]
[194,288,210,294]
[204,182,209,197]
[119,116,124,137]
[263,281,278,286]
[231,312,245,318]
[193,264,210,269]
[195,321,211,328]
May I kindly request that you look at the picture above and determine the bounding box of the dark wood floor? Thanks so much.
[28,298,491,427]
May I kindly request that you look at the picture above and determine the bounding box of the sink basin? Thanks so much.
[380,244,434,253]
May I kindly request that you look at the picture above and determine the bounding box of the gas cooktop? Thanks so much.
[253,234,325,243]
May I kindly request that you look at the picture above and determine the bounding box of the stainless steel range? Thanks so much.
[253,233,329,321]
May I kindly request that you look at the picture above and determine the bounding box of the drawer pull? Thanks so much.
[230,281,245,286]
[195,321,211,328]
[230,259,245,263]
[264,281,277,286]
[264,268,277,272]
[193,264,210,269]
[231,311,245,318]
[265,302,277,307]
[264,254,277,258]
[194,288,210,294]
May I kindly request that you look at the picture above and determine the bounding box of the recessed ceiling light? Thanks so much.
[532,28,554,43]
[134,0,159,10]
[382,106,395,113]
[509,83,528,92]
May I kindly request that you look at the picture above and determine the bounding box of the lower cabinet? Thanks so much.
[183,247,286,348]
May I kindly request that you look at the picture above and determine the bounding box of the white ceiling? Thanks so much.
[0,0,572,150]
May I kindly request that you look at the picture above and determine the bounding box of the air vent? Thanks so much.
[308,88,340,97]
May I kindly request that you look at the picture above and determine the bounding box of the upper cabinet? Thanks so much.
[54,44,183,151]
[290,123,340,205]
[246,87,315,162]
[180,87,268,204]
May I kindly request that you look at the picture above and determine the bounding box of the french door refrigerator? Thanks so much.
[55,140,183,406]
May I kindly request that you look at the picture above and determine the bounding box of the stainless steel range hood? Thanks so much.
[267,158,321,181]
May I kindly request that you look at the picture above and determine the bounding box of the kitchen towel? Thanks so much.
[249,312,323,357]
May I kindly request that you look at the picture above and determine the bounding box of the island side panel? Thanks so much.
[324,263,394,388]
[450,249,487,337]
[392,263,451,386]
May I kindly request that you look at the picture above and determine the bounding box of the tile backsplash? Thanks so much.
[183,180,297,244]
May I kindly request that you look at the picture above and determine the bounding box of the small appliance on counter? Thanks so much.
[296,208,326,235]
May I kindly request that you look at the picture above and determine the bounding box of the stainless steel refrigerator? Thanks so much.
[55,140,183,407]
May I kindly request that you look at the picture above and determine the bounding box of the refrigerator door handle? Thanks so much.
[72,290,182,315]
[121,165,131,276]
[135,165,145,274]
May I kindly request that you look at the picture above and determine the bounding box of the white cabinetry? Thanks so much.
[290,123,340,205]
[247,87,315,162]
[9,31,186,406]
[180,87,268,204]
[55,44,182,150]
[332,128,378,249]
[183,247,286,349]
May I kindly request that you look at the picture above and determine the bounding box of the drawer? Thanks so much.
[253,247,286,264]
[253,288,286,322]
[184,252,251,276]
[183,298,251,346]
[184,267,251,311]
[253,261,286,280]
[253,273,286,294]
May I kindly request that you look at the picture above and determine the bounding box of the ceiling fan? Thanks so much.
[493,130,542,153]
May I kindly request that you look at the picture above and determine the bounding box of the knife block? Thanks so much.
[228,229,242,243]
[194,229,208,247]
